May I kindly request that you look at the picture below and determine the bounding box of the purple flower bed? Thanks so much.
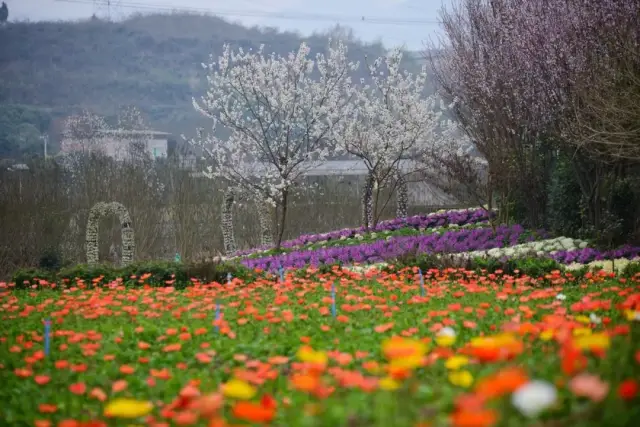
[242,224,533,272]
[550,245,640,264]
[234,208,493,256]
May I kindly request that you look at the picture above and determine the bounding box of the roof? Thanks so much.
[302,159,422,176]
[225,159,427,177]
[98,129,172,137]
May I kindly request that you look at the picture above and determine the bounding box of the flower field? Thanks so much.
[234,208,640,272]
[2,265,640,426]
[3,207,640,426]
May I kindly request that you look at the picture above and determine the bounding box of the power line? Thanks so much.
[55,0,440,26]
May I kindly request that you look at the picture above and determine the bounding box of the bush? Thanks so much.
[392,251,565,279]
[10,259,254,289]
[10,268,55,287]
[472,256,563,278]
[621,261,640,278]
[548,154,583,237]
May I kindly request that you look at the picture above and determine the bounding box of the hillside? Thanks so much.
[0,13,427,159]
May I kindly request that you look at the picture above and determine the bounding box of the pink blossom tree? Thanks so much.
[428,0,639,229]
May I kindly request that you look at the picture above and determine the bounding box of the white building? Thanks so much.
[60,129,171,161]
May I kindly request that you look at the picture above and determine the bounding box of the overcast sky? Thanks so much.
[7,0,452,51]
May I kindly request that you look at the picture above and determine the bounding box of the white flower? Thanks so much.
[555,293,566,301]
[511,380,557,418]
[438,326,456,337]
[589,313,602,324]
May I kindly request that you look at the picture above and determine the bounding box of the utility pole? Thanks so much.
[40,134,49,158]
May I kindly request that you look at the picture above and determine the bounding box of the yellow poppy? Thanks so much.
[573,332,610,351]
[103,398,153,419]
[448,370,473,388]
[222,378,257,400]
[296,346,328,365]
[379,376,401,391]
[445,355,469,370]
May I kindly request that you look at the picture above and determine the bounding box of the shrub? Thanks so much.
[548,154,583,237]
[10,260,253,289]
[11,268,55,287]
[392,251,565,279]
[183,260,251,284]
[472,256,563,278]
[621,261,640,278]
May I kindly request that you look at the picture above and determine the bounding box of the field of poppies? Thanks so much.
[2,207,640,426]
[2,262,640,427]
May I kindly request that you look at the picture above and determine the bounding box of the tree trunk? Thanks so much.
[362,171,375,229]
[275,189,289,249]
[256,197,274,248]
[373,180,381,228]
[221,188,237,255]
[396,169,408,219]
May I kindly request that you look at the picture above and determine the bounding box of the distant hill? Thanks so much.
[0,13,429,159]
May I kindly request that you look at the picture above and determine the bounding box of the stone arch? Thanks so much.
[86,201,135,266]
[221,188,238,255]
[255,196,274,248]
[220,189,274,256]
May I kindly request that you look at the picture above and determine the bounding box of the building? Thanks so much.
[204,158,460,206]
[60,129,172,161]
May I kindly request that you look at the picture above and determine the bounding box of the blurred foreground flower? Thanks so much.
[569,373,609,402]
[436,327,457,347]
[103,398,153,418]
[232,394,276,423]
[449,370,474,388]
[382,337,429,370]
[511,380,557,418]
[223,378,257,400]
[297,346,328,366]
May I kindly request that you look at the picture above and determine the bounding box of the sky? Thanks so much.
[7,0,453,51]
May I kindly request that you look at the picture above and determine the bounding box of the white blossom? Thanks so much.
[511,380,557,418]
[438,326,456,337]
[192,40,358,212]
[335,47,442,226]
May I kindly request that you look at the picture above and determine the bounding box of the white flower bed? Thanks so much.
[565,257,640,273]
[343,262,389,274]
[454,237,589,260]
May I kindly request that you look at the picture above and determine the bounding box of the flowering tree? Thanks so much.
[336,48,441,228]
[61,109,109,155]
[116,105,153,162]
[192,41,358,249]
[428,0,639,229]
